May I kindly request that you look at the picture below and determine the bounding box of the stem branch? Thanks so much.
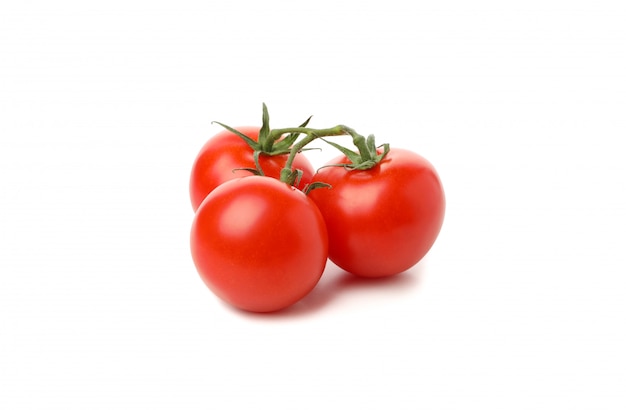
[279,125,357,183]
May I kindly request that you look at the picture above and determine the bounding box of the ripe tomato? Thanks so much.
[190,176,328,312]
[308,148,445,278]
[189,126,314,212]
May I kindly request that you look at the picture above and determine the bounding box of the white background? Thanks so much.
[1,0,625,409]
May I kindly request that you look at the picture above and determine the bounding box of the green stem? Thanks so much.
[349,134,372,162]
[279,125,354,183]
[267,126,346,146]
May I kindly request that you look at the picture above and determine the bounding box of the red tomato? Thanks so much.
[308,148,445,278]
[190,176,328,312]
[189,126,314,212]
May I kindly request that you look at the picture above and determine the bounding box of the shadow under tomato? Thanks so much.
[231,261,424,320]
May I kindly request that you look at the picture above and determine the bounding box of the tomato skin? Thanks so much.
[190,176,328,313]
[189,126,314,212]
[308,148,445,278]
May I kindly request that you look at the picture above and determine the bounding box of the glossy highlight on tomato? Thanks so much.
[189,126,314,212]
[190,176,328,313]
[308,148,445,278]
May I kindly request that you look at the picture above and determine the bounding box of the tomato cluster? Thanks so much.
[189,105,445,313]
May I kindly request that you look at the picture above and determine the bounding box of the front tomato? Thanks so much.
[190,176,328,313]
[189,126,314,212]
[308,148,445,278]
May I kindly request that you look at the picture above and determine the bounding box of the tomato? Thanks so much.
[189,126,314,212]
[308,148,445,278]
[190,176,328,312]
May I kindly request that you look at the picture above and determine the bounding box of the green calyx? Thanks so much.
[321,133,390,171]
[212,103,312,157]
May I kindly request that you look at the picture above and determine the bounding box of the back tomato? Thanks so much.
[189,126,314,212]
[308,148,445,278]
[190,176,328,313]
